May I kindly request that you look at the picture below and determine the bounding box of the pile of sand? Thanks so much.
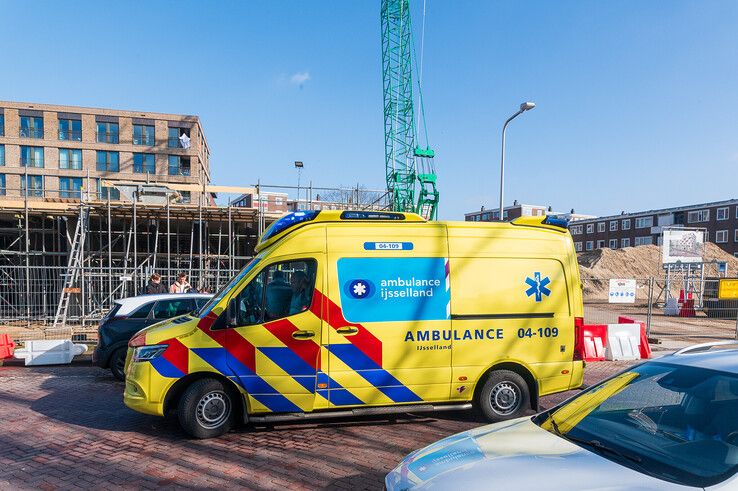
[578,243,738,297]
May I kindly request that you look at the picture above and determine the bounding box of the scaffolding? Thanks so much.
[0,182,391,334]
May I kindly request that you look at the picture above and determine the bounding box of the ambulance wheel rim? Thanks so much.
[489,382,520,415]
[196,391,230,429]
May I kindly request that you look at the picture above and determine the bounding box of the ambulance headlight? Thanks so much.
[132,344,168,362]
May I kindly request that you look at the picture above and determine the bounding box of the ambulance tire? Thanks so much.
[477,370,530,422]
[178,378,236,439]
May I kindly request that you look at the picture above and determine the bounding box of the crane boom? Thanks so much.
[381,0,438,219]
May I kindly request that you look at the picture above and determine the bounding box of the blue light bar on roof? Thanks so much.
[260,210,320,244]
[542,215,570,229]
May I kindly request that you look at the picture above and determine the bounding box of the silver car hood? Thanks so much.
[385,418,700,490]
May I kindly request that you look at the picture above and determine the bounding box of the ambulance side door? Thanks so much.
[222,255,325,414]
[324,223,452,407]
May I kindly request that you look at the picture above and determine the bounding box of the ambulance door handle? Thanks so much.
[336,326,359,336]
[292,330,315,340]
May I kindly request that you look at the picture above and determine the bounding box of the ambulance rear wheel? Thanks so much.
[178,378,235,439]
[477,370,530,422]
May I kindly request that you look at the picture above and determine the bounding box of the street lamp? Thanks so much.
[499,101,535,221]
[294,161,304,210]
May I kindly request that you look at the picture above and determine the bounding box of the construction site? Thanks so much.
[0,182,393,340]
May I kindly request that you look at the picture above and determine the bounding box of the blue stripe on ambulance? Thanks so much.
[149,356,185,378]
[259,346,316,393]
[328,344,423,403]
[316,370,364,406]
[191,347,302,413]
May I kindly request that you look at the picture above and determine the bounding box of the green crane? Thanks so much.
[381,0,439,220]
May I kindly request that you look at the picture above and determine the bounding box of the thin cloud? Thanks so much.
[290,71,311,87]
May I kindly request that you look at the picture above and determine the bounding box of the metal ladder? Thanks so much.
[52,209,88,328]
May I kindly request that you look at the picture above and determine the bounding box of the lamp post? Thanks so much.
[499,102,535,221]
[294,161,304,210]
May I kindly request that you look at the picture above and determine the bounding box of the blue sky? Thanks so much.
[2,1,738,220]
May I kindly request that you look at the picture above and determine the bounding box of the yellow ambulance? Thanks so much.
[124,210,585,438]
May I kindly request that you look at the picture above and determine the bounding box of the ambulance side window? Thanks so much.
[230,259,317,327]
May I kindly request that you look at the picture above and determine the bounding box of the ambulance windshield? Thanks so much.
[259,210,320,245]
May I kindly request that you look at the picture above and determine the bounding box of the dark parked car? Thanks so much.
[93,293,212,380]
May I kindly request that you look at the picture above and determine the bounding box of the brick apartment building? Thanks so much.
[0,101,210,203]
[568,199,738,257]
[465,200,594,222]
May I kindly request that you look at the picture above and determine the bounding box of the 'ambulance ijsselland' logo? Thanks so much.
[347,279,375,299]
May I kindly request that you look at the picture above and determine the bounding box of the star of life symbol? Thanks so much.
[353,282,367,297]
[525,272,551,302]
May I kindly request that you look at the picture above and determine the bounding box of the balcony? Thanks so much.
[96,132,120,144]
[58,130,82,141]
[19,128,44,139]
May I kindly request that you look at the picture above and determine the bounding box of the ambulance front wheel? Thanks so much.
[477,370,530,422]
[178,378,236,439]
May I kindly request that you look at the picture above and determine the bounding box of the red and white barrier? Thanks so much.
[581,317,651,362]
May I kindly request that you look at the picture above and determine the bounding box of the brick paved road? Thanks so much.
[0,361,634,490]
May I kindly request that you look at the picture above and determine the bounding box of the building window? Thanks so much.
[717,207,729,221]
[597,240,605,249]
[20,146,44,167]
[585,241,593,251]
[168,127,190,148]
[622,219,631,230]
[0,145,4,166]
[180,191,191,204]
[133,124,155,146]
[0,113,4,136]
[133,153,156,174]
[734,229,738,243]
[609,239,618,249]
[574,241,582,252]
[96,178,120,200]
[635,216,653,229]
[621,238,630,248]
[96,151,119,172]
[716,230,728,243]
[59,177,83,199]
[0,174,5,195]
[58,118,82,141]
[687,209,709,223]
[20,116,44,138]
[597,222,605,233]
[96,122,119,143]
[168,155,191,176]
[570,225,583,235]
[586,223,594,234]
[635,236,653,246]
[59,149,83,170]
[609,221,618,231]
[21,175,43,197]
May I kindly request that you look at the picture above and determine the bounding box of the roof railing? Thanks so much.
[673,340,738,356]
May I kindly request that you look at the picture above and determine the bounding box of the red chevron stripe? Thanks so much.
[161,337,190,375]
[263,318,320,370]
[311,289,382,367]
[196,310,256,372]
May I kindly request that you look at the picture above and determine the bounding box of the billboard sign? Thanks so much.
[608,279,636,303]
[662,229,704,264]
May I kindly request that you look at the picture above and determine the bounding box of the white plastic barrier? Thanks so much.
[13,340,88,366]
[605,324,641,361]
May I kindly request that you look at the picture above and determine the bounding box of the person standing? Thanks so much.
[170,273,191,293]
[142,273,167,295]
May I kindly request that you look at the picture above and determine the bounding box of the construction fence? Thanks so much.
[582,276,738,342]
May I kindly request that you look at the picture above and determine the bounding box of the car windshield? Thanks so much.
[535,361,738,488]
[196,256,262,318]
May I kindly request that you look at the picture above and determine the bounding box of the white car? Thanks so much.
[386,342,738,490]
